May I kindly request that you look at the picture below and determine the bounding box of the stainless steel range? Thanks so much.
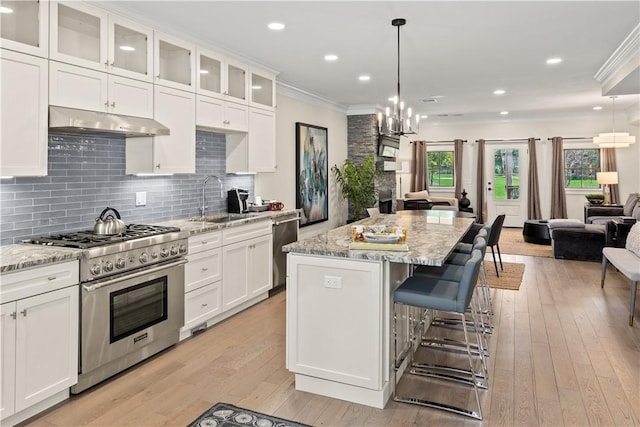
[25,224,188,393]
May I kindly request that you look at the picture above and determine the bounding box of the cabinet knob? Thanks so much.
[10,312,16,319]
[155,164,161,169]
[111,102,116,108]
[20,309,27,317]
[104,60,109,67]
[104,101,109,107]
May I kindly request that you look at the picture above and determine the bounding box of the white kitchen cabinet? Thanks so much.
[248,108,277,172]
[196,48,248,105]
[49,61,153,118]
[0,0,49,58]
[126,85,195,174]
[249,68,276,111]
[0,49,48,177]
[50,2,153,82]
[196,95,248,132]
[154,31,195,92]
[0,260,79,425]
[222,221,272,312]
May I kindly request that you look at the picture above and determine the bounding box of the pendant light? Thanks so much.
[593,96,636,148]
[377,18,419,137]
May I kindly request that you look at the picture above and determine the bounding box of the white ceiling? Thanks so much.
[99,1,640,124]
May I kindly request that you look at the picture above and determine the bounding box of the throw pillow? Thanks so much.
[547,219,585,229]
[625,222,640,258]
[633,206,640,221]
[404,190,430,200]
[622,193,639,216]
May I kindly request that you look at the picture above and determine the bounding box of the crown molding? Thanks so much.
[594,23,640,95]
[276,81,347,113]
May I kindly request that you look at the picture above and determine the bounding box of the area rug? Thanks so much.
[188,402,311,427]
[499,227,553,258]
[484,261,524,290]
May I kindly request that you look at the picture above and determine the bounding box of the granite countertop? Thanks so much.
[283,212,475,266]
[1,244,82,274]
[156,209,300,235]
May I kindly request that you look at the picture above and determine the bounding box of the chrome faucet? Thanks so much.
[200,175,224,216]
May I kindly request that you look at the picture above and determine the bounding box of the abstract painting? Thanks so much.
[296,122,328,227]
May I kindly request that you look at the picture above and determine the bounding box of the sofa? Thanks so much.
[585,193,639,224]
[396,190,459,211]
[548,219,611,261]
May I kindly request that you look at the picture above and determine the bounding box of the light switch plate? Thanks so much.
[135,192,147,207]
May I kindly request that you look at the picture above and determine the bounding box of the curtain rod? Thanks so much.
[546,137,593,141]
[475,138,540,142]
[410,139,467,143]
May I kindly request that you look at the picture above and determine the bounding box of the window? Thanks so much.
[564,148,600,188]
[427,151,454,187]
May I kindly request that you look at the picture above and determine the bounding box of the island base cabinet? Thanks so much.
[1,286,79,424]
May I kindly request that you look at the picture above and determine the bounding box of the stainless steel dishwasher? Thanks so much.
[271,213,300,294]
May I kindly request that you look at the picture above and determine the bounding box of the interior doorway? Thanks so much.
[484,143,528,227]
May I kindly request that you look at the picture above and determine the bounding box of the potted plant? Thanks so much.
[332,155,378,221]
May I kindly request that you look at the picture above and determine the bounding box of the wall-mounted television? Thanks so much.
[378,134,400,159]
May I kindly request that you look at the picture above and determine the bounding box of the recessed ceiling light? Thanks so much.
[324,54,338,61]
[500,111,509,115]
[252,85,262,90]
[429,95,445,99]
[119,45,135,52]
[267,22,285,30]
[421,115,428,119]
[546,57,562,65]
[199,69,209,74]
[0,6,13,13]
[493,89,506,95]
[593,106,603,111]
[358,75,370,82]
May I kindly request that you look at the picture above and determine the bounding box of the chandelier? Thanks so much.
[593,96,636,148]
[377,18,419,137]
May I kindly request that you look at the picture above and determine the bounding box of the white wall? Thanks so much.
[397,115,640,222]
[255,92,348,239]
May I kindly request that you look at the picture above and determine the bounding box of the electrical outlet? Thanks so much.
[135,192,147,207]
[324,275,342,289]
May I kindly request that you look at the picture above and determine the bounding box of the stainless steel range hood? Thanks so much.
[49,106,170,137]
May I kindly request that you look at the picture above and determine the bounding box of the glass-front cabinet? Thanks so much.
[108,15,153,81]
[250,68,276,110]
[0,0,49,58]
[154,32,195,91]
[196,48,248,104]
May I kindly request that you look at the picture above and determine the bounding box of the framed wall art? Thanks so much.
[296,122,328,227]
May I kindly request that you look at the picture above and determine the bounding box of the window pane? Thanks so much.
[427,151,454,187]
[493,149,520,200]
[564,149,599,188]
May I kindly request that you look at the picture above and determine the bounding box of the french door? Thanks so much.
[484,143,528,227]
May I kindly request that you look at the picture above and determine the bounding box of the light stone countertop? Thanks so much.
[283,212,475,266]
[1,209,300,273]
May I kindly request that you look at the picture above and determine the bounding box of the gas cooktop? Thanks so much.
[25,224,182,249]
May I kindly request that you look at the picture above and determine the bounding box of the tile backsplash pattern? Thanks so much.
[0,131,254,245]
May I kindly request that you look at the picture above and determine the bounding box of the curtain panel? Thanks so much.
[476,139,486,224]
[600,148,619,204]
[550,136,568,218]
[527,137,542,219]
[454,139,464,199]
[410,140,427,192]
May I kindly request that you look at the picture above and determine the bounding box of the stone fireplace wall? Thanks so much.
[347,114,397,218]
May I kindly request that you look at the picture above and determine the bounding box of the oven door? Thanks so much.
[80,259,185,374]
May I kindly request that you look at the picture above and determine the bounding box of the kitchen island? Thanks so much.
[283,211,474,409]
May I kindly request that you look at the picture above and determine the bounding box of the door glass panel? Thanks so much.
[251,73,273,107]
[57,4,101,63]
[199,54,222,93]
[113,24,147,75]
[227,64,246,100]
[1,0,39,47]
[158,40,191,85]
[493,148,520,200]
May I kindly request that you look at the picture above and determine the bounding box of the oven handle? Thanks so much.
[273,217,300,226]
[82,259,187,292]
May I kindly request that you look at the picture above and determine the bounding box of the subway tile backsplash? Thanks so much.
[0,131,254,245]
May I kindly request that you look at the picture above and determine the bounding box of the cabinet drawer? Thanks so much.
[184,281,222,329]
[188,231,222,255]
[185,248,222,292]
[222,220,272,246]
[0,261,79,303]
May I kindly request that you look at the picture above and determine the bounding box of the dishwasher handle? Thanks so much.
[274,217,300,226]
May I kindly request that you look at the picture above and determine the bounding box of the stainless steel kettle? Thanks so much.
[93,207,126,235]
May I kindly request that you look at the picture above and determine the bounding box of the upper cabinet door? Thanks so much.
[107,15,153,82]
[196,48,224,100]
[225,58,248,104]
[49,1,109,71]
[154,31,195,92]
[249,68,276,111]
[0,0,49,58]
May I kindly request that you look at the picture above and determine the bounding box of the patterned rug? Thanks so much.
[188,402,311,427]
[499,227,553,258]
[484,261,524,290]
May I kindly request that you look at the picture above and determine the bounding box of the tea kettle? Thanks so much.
[93,207,126,235]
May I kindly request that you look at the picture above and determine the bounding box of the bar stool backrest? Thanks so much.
[488,214,506,246]
[457,249,483,313]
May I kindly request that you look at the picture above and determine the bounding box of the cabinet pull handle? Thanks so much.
[20,309,27,317]
[104,101,109,107]
[104,60,109,67]
[47,276,57,281]
[201,268,209,271]
[201,241,208,244]
[10,312,16,319]
[155,164,161,169]
[111,102,116,108]
[201,303,208,307]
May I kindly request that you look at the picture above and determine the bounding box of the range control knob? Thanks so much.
[90,264,101,275]
[160,248,169,258]
[104,261,114,272]
[151,252,159,259]
[178,244,187,254]
[170,246,178,256]
[115,258,126,269]
[139,253,149,263]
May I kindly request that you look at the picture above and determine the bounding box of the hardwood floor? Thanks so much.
[24,254,640,427]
